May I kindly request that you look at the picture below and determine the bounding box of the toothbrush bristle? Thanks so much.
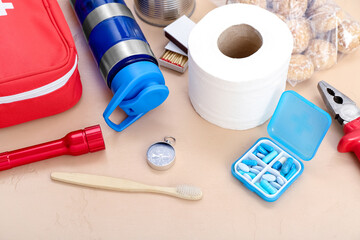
[176,185,203,200]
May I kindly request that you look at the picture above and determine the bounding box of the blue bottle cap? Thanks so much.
[103,61,169,131]
[267,91,331,161]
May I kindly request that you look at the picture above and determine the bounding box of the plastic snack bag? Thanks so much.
[222,0,360,86]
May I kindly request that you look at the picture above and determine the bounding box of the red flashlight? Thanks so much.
[0,125,105,171]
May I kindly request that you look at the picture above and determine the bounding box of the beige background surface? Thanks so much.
[1,0,360,239]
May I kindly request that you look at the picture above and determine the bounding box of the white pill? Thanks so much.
[250,168,260,175]
[257,153,265,159]
[243,173,252,181]
[252,166,264,171]
[238,163,249,172]
[262,174,276,182]
[278,156,287,164]
[270,181,282,190]
[277,176,285,185]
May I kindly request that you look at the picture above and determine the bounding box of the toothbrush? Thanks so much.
[51,172,203,201]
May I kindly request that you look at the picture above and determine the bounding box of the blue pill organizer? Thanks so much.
[232,91,331,202]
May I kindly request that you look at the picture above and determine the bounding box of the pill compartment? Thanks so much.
[233,138,303,201]
[232,91,331,202]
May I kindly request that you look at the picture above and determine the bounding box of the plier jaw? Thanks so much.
[317,81,360,126]
[318,81,360,160]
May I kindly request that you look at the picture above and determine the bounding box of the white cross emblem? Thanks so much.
[0,0,13,16]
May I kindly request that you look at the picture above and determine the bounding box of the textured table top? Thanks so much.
[1,0,360,239]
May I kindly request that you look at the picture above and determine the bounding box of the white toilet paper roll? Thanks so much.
[188,4,293,130]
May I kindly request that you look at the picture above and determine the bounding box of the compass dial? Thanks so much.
[147,142,175,170]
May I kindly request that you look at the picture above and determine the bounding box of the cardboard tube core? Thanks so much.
[217,24,263,59]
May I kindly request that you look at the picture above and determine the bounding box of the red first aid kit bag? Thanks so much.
[0,0,81,127]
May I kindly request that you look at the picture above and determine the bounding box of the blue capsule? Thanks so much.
[241,159,258,166]
[260,143,274,152]
[285,163,298,180]
[257,145,268,155]
[260,180,277,195]
[255,182,269,194]
[262,150,278,164]
[272,161,282,170]
[247,172,257,179]
[272,156,287,171]
[280,157,294,176]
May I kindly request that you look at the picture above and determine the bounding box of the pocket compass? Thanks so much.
[146,136,176,170]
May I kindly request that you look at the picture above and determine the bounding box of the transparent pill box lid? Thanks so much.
[232,90,331,201]
[267,90,331,161]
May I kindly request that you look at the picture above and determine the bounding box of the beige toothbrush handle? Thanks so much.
[51,172,176,195]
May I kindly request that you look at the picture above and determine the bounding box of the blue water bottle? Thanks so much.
[70,0,169,131]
